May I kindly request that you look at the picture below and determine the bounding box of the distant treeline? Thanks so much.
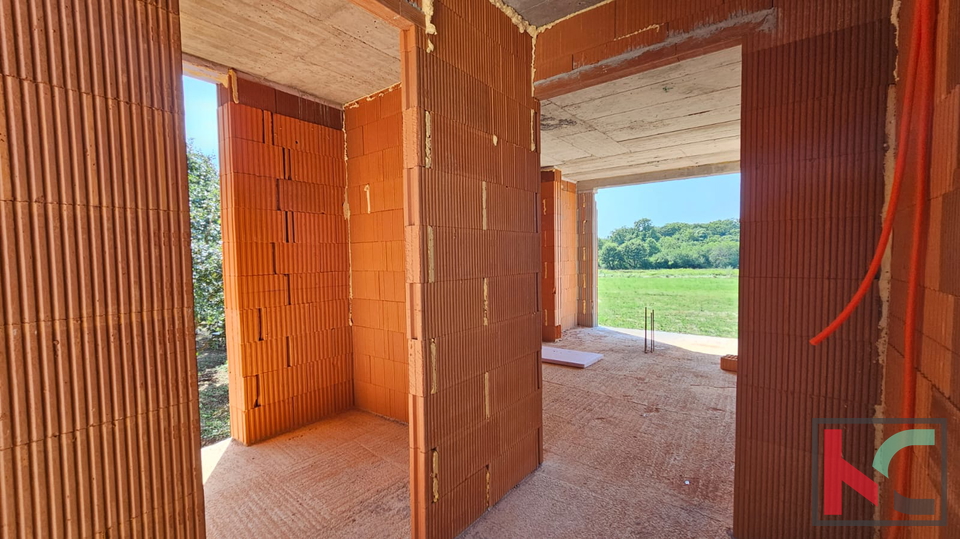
[599,218,740,270]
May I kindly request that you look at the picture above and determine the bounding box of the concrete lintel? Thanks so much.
[575,161,740,192]
[183,54,344,110]
[349,0,426,30]
[534,9,775,99]
[182,53,230,86]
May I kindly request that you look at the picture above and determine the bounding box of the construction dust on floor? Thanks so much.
[203,412,410,538]
[203,327,736,538]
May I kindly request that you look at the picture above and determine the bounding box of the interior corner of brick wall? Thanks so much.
[219,75,353,445]
[345,84,408,423]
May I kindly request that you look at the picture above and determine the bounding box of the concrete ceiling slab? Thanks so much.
[502,0,608,27]
[180,0,401,105]
[540,47,742,183]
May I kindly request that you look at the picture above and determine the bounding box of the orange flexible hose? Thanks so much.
[902,0,936,435]
[891,0,936,533]
[808,9,923,346]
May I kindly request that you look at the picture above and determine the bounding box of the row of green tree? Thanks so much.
[599,218,740,270]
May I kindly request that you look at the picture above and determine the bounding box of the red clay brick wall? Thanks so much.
[536,1,896,537]
[559,180,578,331]
[738,14,893,535]
[541,169,578,340]
[400,0,542,536]
[219,77,352,445]
[0,1,205,536]
[577,190,598,327]
[744,5,901,535]
[541,169,562,341]
[345,85,408,422]
[883,0,960,531]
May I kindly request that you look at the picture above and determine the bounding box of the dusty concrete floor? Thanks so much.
[202,411,410,538]
[202,327,737,538]
[463,327,737,538]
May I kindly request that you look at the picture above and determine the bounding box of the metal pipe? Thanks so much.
[651,309,655,352]
[644,307,648,353]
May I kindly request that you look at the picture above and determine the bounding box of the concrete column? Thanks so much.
[577,189,599,328]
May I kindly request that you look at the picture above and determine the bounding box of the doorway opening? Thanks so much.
[179,0,413,532]
[595,174,741,341]
[183,75,229,447]
[520,46,743,538]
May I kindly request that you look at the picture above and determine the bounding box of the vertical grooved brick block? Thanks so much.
[0,0,205,536]
[401,3,541,537]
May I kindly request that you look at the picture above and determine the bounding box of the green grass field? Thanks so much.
[598,268,739,338]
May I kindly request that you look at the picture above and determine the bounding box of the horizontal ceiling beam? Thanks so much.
[573,161,740,192]
[534,10,774,100]
[349,0,426,30]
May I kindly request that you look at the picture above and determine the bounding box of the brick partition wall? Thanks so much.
[577,190,598,328]
[541,168,578,341]
[559,181,578,330]
[0,0,205,536]
[540,169,562,340]
[400,0,543,536]
[535,1,897,537]
[218,77,352,445]
[345,84,408,422]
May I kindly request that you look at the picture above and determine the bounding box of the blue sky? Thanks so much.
[182,75,740,235]
[596,174,741,238]
[183,76,220,158]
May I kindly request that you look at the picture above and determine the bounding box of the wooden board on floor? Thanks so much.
[542,346,603,368]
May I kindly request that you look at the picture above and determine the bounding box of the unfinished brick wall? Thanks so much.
[345,84,408,422]
[400,0,542,535]
[882,0,960,531]
[540,169,562,340]
[535,1,896,536]
[559,180,578,331]
[738,16,893,535]
[577,190,598,328]
[219,77,352,445]
[0,0,205,536]
[541,169,578,341]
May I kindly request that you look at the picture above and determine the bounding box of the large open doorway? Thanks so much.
[482,46,744,537]
[595,175,741,340]
[179,2,412,536]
